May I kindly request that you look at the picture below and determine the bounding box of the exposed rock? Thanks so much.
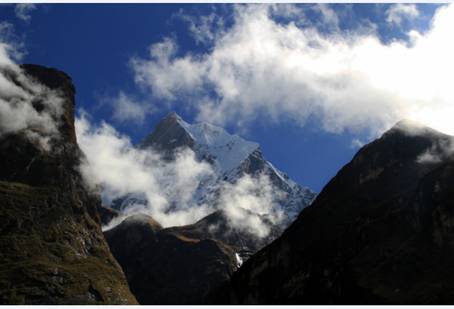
[140,111,195,155]
[0,65,137,304]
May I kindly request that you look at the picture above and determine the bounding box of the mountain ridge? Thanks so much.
[104,212,237,304]
[213,121,454,304]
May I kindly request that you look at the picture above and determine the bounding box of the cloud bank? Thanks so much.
[128,4,454,138]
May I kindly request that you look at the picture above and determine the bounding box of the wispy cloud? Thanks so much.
[219,174,284,239]
[0,21,25,60]
[110,91,154,124]
[14,4,37,22]
[177,9,226,46]
[386,4,420,27]
[351,138,365,149]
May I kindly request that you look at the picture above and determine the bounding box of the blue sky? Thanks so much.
[0,3,446,192]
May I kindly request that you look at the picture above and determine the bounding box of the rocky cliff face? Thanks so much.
[0,65,137,304]
[104,213,237,304]
[218,121,454,304]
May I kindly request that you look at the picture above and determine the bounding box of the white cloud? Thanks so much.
[15,4,37,22]
[268,3,305,20]
[351,138,365,149]
[178,10,226,45]
[131,37,205,102]
[129,4,454,139]
[386,4,420,26]
[0,22,24,61]
[111,91,153,124]
[416,137,454,164]
[219,174,284,239]
[0,22,14,42]
[0,30,65,151]
[312,4,340,31]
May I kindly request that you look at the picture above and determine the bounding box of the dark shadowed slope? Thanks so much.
[0,65,137,304]
[165,209,284,260]
[218,120,454,304]
[104,213,237,304]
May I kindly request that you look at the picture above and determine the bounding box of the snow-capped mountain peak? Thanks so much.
[120,112,316,229]
[142,112,259,173]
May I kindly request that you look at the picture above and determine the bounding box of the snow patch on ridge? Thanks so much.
[235,252,244,268]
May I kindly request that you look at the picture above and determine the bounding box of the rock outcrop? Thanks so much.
[0,65,137,304]
[104,213,237,304]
